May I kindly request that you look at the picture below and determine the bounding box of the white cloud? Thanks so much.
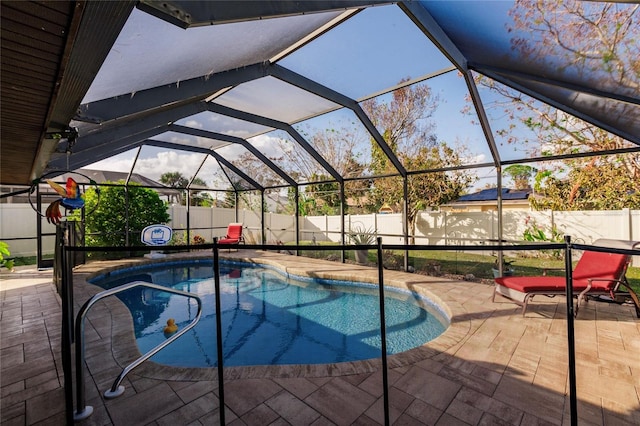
[166,133,213,148]
[184,119,203,129]
[88,151,210,184]
[248,134,289,157]
[135,151,205,182]
[464,153,486,164]
[87,157,134,173]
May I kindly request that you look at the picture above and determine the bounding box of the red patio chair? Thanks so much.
[218,223,244,250]
[493,239,640,317]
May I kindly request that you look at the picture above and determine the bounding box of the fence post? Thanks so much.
[374,213,379,242]
[324,214,328,241]
[623,208,631,241]
[444,211,448,245]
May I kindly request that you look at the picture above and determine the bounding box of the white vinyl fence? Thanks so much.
[2,203,638,265]
[1,204,58,258]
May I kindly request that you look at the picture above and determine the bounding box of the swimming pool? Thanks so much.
[91,260,448,368]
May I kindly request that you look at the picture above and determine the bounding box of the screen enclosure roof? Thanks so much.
[1,0,638,190]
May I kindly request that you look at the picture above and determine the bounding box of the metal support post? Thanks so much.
[563,236,577,425]
[213,239,226,424]
[377,237,390,425]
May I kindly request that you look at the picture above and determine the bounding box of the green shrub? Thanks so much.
[75,182,170,247]
[0,241,14,271]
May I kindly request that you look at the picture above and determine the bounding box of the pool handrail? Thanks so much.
[73,280,202,421]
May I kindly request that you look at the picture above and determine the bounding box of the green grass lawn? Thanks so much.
[295,242,640,295]
[10,255,39,266]
[626,266,640,294]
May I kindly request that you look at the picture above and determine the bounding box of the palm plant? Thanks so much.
[348,225,377,264]
[347,225,377,245]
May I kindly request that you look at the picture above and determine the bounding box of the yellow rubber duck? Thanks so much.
[163,318,178,336]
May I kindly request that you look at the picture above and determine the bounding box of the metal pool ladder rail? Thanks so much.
[73,281,202,421]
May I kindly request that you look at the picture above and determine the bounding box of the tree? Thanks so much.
[304,175,341,215]
[503,165,536,189]
[78,181,170,247]
[160,171,188,205]
[288,186,316,216]
[160,171,188,188]
[226,152,287,213]
[188,176,213,207]
[221,181,265,212]
[532,158,640,210]
[160,171,214,206]
[478,1,639,209]
[363,81,475,235]
[223,189,237,209]
[272,124,370,215]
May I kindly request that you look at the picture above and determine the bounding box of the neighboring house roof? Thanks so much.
[78,169,183,200]
[54,169,182,199]
[455,188,531,202]
[75,169,164,188]
[0,168,179,203]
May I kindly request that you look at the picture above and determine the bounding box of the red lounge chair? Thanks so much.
[218,223,244,246]
[493,239,640,317]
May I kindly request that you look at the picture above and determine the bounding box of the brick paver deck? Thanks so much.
[2,251,639,425]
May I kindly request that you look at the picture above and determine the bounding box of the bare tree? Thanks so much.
[363,81,475,236]
[272,124,369,215]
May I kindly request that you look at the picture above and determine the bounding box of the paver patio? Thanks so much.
[2,250,639,425]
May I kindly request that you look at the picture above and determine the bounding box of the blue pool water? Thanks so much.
[91,260,447,367]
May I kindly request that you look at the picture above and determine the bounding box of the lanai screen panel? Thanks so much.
[193,155,235,191]
[427,72,488,167]
[152,131,230,151]
[246,130,330,185]
[214,144,289,188]
[467,165,498,196]
[212,76,341,124]
[475,76,638,162]
[129,145,208,184]
[293,108,372,178]
[220,163,258,191]
[82,8,345,103]
[84,149,138,175]
[279,4,454,101]
[265,188,291,215]
[362,77,489,173]
[496,74,640,143]
[173,111,272,140]
[420,0,640,145]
